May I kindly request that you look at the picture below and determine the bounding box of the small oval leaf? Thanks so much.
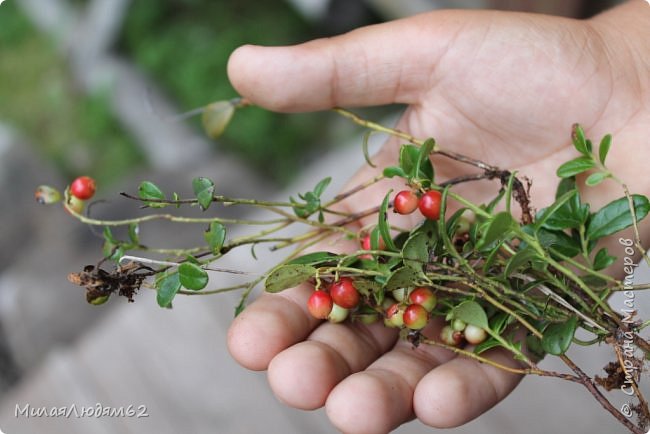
[585,172,609,187]
[450,301,489,329]
[598,134,612,165]
[586,195,650,241]
[556,156,595,178]
[265,264,316,293]
[178,262,209,291]
[385,266,423,292]
[541,316,578,355]
[192,177,215,211]
[204,221,226,254]
[476,212,517,250]
[157,273,181,308]
[138,181,166,208]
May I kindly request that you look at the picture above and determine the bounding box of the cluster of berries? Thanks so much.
[306,279,439,330]
[306,277,360,323]
[440,319,488,346]
[35,175,96,213]
[393,189,442,219]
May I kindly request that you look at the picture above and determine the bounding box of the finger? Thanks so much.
[324,318,456,433]
[413,347,524,428]
[227,231,359,371]
[227,13,448,112]
[267,320,398,410]
[227,128,418,371]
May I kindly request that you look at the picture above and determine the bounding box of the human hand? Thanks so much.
[226,3,650,433]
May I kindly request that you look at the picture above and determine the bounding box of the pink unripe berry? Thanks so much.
[408,287,437,312]
[330,277,360,309]
[440,325,464,346]
[403,304,429,330]
[307,291,333,319]
[394,190,419,215]
[464,324,488,345]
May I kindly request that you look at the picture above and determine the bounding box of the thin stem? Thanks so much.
[64,201,287,227]
[560,354,645,434]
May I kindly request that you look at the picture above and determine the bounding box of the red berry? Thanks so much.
[330,277,360,309]
[408,287,437,312]
[464,324,487,345]
[307,291,333,319]
[418,190,442,220]
[403,304,429,330]
[394,190,419,215]
[360,231,385,259]
[70,176,96,200]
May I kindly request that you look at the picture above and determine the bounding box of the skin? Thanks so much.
[226,2,650,433]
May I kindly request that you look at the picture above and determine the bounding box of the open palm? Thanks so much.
[227,5,650,433]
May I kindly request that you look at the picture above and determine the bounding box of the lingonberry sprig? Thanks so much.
[37,101,650,433]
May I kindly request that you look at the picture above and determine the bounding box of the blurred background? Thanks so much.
[0,0,637,433]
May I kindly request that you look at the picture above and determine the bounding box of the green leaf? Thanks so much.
[541,178,587,230]
[585,172,609,187]
[414,138,436,184]
[157,273,181,308]
[450,300,489,329]
[192,177,215,211]
[378,191,398,252]
[541,316,578,355]
[476,212,517,250]
[525,335,547,359]
[598,134,612,165]
[204,222,226,254]
[556,156,595,178]
[103,226,118,244]
[587,195,650,241]
[383,166,407,178]
[537,228,581,258]
[593,248,617,271]
[399,144,434,181]
[265,264,316,293]
[313,177,332,198]
[128,224,140,245]
[178,263,209,291]
[534,189,577,231]
[384,266,422,292]
[504,246,540,277]
[288,252,342,266]
[474,337,503,355]
[571,124,589,155]
[138,181,166,208]
[402,232,430,271]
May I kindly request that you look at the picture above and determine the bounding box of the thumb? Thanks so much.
[227,12,451,112]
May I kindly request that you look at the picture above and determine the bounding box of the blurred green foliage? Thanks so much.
[119,0,330,185]
[0,2,144,186]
